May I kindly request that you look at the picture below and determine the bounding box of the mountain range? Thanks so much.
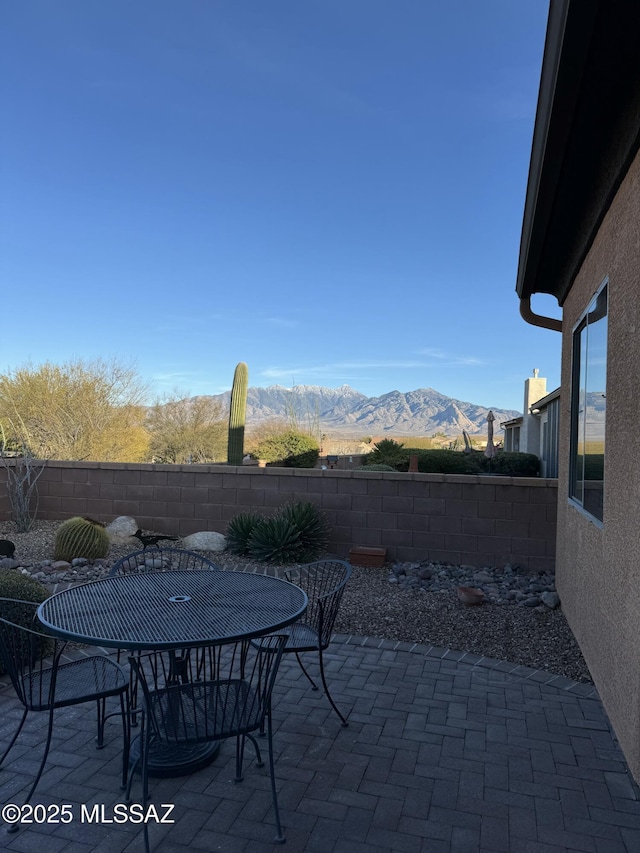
[204,385,520,437]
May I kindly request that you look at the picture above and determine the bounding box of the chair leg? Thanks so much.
[140,718,152,853]
[295,652,319,690]
[130,658,140,727]
[96,697,106,748]
[13,705,57,829]
[119,690,131,790]
[0,707,28,768]
[265,710,285,844]
[126,711,143,802]
[234,734,244,782]
[245,733,263,768]
[318,649,349,727]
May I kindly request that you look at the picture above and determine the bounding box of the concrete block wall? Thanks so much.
[0,461,557,570]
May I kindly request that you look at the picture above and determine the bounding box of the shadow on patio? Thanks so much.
[1,636,640,853]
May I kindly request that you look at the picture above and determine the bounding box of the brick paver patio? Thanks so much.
[2,636,640,852]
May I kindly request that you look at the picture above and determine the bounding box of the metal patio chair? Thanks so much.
[0,598,130,830]
[109,547,221,576]
[279,559,352,726]
[109,548,222,722]
[128,634,288,851]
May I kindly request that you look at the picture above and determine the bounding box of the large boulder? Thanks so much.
[106,516,139,541]
[181,532,227,553]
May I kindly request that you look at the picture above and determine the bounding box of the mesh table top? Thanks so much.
[37,570,308,650]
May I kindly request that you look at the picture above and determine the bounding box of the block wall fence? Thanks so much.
[0,462,558,571]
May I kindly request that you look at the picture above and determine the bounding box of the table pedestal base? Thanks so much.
[129,735,220,778]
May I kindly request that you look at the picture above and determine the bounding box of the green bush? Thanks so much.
[278,501,330,561]
[254,430,320,468]
[247,517,302,563]
[478,451,540,477]
[225,511,265,556]
[0,570,48,603]
[226,500,331,563]
[358,446,541,476]
[409,449,483,474]
[365,438,407,468]
[0,571,52,674]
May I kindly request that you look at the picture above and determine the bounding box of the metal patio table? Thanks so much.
[37,570,308,776]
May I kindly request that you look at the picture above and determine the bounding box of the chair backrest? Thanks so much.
[0,598,61,710]
[284,560,352,648]
[109,548,221,576]
[129,634,286,744]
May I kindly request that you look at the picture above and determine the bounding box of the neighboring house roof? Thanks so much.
[516,0,640,306]
[501,387,561,427]
[501,417,523,428]
[529,387,561,413]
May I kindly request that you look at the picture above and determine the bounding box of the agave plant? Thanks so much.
[225,511,265,556]
[278,501,330,561]
[247,517,303,563]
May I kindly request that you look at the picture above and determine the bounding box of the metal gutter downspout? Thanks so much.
[519,295,563,332]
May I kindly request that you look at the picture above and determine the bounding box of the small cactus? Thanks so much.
[54,516,110,562]
[227,362,248,465]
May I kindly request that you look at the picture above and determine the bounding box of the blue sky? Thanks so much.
[1,0,560,413]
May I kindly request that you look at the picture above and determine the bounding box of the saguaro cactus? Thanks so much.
[227,362,248,465]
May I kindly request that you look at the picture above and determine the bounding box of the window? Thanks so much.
[569,282,607,521]
[505,425,520,452]
[541,397,559,478]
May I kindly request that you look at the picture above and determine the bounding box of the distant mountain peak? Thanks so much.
[203,385,519,437]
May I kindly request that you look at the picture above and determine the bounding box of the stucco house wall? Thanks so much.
[556,147,640,778]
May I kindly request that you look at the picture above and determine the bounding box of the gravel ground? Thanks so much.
[1,520,593,684]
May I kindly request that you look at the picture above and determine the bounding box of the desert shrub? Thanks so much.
[227,500,331,563]
[403,449,540,476]
[278,501,330,561]
[356,446,541,476]
[225,511,265,556]
[54,516,110,562]
[254,430,319,468]
[365,439,408,469]
[0,571,52,674]
[247,517,302,563]
[479,452,540,477]
[0,570,48,604]
[409,449,483,474]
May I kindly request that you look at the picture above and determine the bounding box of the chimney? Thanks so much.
[521,369,547,455]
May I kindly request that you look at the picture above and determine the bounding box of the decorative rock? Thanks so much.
[0,558,19,570]
[106,516,139,540]
[473,572,494,584]
[541,591,560,609]
[457,586,485,606]
[51,560,72,571]
[387,558,558,607]
[72,557,89,567]
[181,532,227,552]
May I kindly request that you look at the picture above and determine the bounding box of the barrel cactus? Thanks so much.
[54,516,110,562]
